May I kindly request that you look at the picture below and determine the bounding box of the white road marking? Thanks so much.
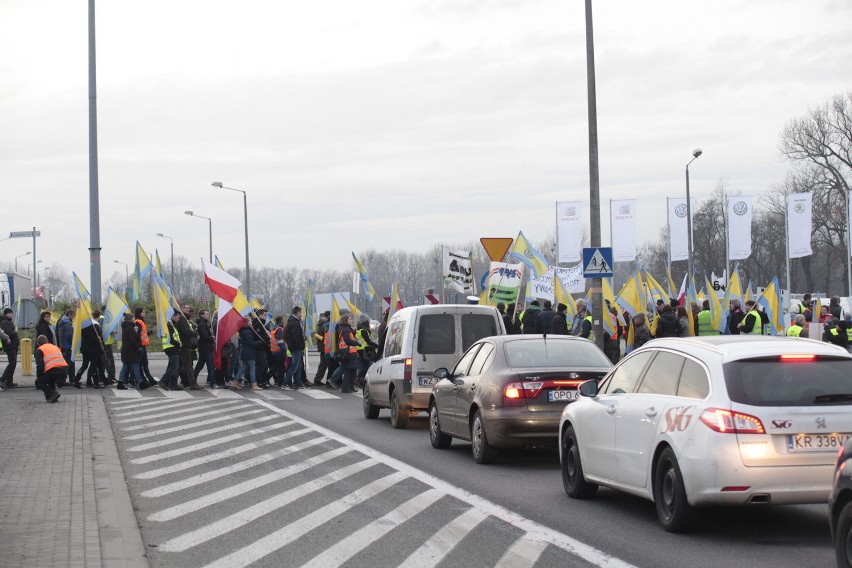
[135,427,312,479]
[109,398,173,409]
[251,389,292,400]
[301,489,443,568]
[139,437,332,498]
[246,398,637,568]
[128,417,287,456]
[147,446,355,521]
[122,408,267,437]
[158,459,385,553]
[494,534,550,568]
[118,401,244,424]
[110,387,143,398]
[400,507,490,568]
[300,389,339,400]
[161,389,194,399]
[113,399,228,418]
[209,388,242,399]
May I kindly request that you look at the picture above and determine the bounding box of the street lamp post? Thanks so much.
[184,210,213,263]
[211,182,250,295]
[14,252,31,272]
[156,232,175,284]
[685,149,703,285]
[114,260,129,295]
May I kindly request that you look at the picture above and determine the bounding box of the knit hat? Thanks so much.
[557,303,567,313]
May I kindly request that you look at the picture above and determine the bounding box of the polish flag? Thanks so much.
[203,258,240,302]
[676,273,688,307]
[214,298,245,369]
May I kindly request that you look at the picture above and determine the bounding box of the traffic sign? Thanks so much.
[480,238,514,262]
[9,230,40,238]
[582,247,613,278]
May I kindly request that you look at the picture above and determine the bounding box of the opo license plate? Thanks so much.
[548,390,578,402]
[418,376,438,387]
[787,433,851,452]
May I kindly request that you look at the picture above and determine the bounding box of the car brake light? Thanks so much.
[699,408,765,434]
[720,486,751,492]
[404,358,412,382]
[780,354,816,362]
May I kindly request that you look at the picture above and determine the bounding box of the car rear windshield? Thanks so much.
[418,314,456,354]
[724,357,852,407]
[504,339,611,368]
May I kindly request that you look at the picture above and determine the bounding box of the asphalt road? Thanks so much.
[104,355,835,568]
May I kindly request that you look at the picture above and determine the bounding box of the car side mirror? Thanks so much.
[578,379,599,398]
[433,368,449,380]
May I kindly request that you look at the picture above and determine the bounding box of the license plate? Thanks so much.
[787,433,851,452]
[418,376,439,387]
[548,389,578,402]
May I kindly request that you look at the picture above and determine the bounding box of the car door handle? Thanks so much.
[645,408,657,417]
[606,406,616,414]
[470,384,476,390]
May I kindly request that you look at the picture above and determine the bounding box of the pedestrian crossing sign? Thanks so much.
[582,247,613,277]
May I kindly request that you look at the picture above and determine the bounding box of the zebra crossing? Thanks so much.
[104,384,361,402]
[107,396,634,568]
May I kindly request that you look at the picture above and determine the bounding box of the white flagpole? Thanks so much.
[724,193,730,293]
[785,195,792,310]
[847,191,852,296]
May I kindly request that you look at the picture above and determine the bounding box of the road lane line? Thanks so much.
[118,401,244,424]
[400,507,490,568]
[301,489,443,568]
[112,399,227,417]
[139,437,333,498]
[128,417,287,456]
[158,460,386,553]
[147,446,355,521]
[160,389,194,399]
[134,427,312,479]
[110,387,143,398]
[247,398,637,568]
[122,408,270,439]
[494,534,550,568]
[300,389,339,400]
[195,472,409,567]
[110,398,176,409]
[251,389,292,400]
[209,388,242,399]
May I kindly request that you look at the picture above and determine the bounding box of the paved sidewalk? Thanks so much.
[0,367,148,568]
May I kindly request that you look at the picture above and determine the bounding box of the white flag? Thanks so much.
[442,247,474,293]
[787,192,813,259]
[668,197,691,262]
[554,263,586,294]
[556,201,583,263]
[610,199,637,262]
[727,195,753,260]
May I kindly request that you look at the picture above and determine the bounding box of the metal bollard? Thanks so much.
[20,338,33,376]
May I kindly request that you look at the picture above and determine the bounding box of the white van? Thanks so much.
[362,304,506,429]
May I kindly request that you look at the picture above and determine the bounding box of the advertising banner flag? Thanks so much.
[442,247,474,293]
[484,262,524,306]
[787,192,813,259]
[556,201,583,263]
[727,196,753,260]
[667,198,690,262]
[610,199,637,262]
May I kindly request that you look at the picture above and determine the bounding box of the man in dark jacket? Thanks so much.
[56,308,76,385]
[536,300,557,334]
[504,304,521,334]
[312,313,329,385]
[335,312,362,394]
[655,304,682,337]
[160,311,183,390]
[0,307,20,390]
[282,306,307,389]
[79,309,107,388]
[522,301,542,334]
[235,317,265,391]
[551,303,570,335]
[176,305,201,389]
[571,300,592,339]
[193,308,216,386]
[119,313,144,389]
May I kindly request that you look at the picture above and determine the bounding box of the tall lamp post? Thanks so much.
[114,260,129,295]
[15,252,31,272]
[184,210,213,263]
[156,232,175,284]
[685,148,703,285]
[211,181,250,295]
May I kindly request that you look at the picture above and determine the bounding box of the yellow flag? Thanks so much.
[553,274,577,320]
[343,295,362,316]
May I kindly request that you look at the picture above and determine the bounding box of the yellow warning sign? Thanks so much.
[480,238,514,262]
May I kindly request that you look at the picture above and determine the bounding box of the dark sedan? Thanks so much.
[428,334,612,464]
[830,437,852,567]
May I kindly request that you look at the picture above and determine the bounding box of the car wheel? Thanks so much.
[836,500,852,568]
[390,390,409,429]
[471,410,497,464]
[362,384,380,419]
[654,447,696,532]
[429,402,452,449]
[561,426,598,499]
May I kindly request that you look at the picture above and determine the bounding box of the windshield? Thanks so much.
[504,339,611,368]
[724,357,852,406]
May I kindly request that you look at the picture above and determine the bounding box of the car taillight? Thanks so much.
[404,358,412,382]
[699,408,765,434]
[503,381,544,406]
[780,354,816,362]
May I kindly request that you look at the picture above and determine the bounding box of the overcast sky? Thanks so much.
[1,0,850,284]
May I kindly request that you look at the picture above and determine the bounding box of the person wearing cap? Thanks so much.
[35,311,55,345]
[355,312,379,385]
[521,300,541,334]
[282,306,307,390]
[551,303,570,335]
[311,311,330,386]
[335,312,362,393]
[0,307,19,391]
[176,305,202,389]
[326,308,352,389]
[56,308,76,385]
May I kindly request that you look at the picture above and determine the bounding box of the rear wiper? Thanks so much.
[813,393,852,403]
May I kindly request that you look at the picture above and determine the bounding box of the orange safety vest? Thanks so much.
[39,343,68,372]
[136,319,150,347]
[269,326,283,353]
[337,327,358,355]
